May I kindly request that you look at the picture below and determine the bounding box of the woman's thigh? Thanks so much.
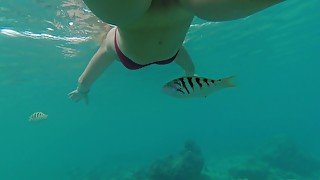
[179,0,283,21]
[83,0,152,26]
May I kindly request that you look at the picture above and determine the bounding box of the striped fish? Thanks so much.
[163,75,235,98]
[29,112,48,122]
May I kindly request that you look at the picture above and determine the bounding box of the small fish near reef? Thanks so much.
[163,75,235,98]
[29,112,48,122]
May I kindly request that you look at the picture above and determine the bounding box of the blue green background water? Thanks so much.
[1,0,319,179]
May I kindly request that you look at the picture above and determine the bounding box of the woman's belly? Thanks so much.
[116,26,190,63]
[115,5,194,64]
[84,0,194,63]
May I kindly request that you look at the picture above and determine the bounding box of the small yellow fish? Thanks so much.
[163,75,235,98]
[29,112,48,122]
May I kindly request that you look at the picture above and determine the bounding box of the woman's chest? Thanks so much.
[129,0,193,29]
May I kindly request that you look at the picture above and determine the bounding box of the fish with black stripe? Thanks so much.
[163,75,235,98]
[29,112,48,122]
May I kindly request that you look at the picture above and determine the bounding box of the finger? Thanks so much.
[68,92,77,99]
[68,90,76,96]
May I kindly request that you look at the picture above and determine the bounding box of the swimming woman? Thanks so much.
[68,0,284,103]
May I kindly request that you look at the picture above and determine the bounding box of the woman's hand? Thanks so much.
[68,84,90,105]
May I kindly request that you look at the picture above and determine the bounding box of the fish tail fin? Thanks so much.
[221,76,236,88]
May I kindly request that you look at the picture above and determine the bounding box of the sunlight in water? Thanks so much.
[0,0,107,57]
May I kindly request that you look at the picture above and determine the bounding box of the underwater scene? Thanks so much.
[0,0,320,179]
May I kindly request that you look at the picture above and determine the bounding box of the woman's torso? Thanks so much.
[84,0,194,63]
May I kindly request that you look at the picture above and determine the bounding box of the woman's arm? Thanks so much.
[78,41,115,91]
[69,36,116,103]
[180,0,285,21]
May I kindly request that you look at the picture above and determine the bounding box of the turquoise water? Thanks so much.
[1,0,320,179]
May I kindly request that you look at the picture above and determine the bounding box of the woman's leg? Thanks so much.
[83,0,152,26]
[175,47,195,76]
[179,0,284,21]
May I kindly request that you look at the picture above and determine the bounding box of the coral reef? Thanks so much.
[227,137,320,180]
[259,138,320,178]
[146,140,209,180]
[228,159,271,180]
[65,138,320,180]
